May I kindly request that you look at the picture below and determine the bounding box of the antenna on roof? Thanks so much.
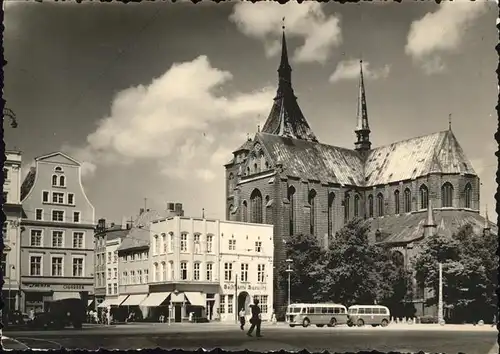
[448,113,452,131]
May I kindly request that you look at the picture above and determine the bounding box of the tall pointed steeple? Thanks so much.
[423,199,437,238]
[261,22,318,142]
[354,59,372,152]
[483,205,491,236]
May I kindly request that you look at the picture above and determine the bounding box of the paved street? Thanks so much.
[5,323,498,353]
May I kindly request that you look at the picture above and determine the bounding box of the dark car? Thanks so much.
[28,299,85,330]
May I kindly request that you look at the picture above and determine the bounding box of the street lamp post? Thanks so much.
[234,272,238,324]
[438,262,444,325]
[285,259,293,308]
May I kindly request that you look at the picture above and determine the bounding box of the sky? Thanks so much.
[3,0,498,225]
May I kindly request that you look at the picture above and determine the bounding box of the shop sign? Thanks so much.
[25,283,50,289]
[223,283,267,292]
[22,283,92,291]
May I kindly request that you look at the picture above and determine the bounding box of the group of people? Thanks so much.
[238,299,276,337]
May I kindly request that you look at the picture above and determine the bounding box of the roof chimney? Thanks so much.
[167,203,175,211]
[96,218,106,233]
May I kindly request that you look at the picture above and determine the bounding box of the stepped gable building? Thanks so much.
[224,29,496,315]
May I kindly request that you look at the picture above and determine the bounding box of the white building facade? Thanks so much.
[2,150,23,313]
[146,216,273,323]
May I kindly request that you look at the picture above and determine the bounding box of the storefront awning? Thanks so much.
[87,299,95,307]
[140,292,171,307]
[98,296,127,308]
[117,295,129,306]
[185,292,206,307]
[170,293,185,303]
[121,294,148,306]
[52,292,81,301]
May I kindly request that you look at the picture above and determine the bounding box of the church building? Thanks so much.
[224,29,496,316]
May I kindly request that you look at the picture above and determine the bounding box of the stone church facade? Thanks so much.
[224,31,495,316]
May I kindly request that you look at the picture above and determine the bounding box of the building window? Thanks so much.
[35,209,43,221]
[404,188,411,213]
[42,191,49,203]
[288,186,296,236]
[144,269,149,283]
[130,270,135,284]
[107,252,111,263]
[224,262,233,281]
[73,232,84,248]
[52,192,64,204]
[180,233,188,252]
[113,251,117,263]
[255,295,268,314]
[30,255,42,276]
[420,185,429,209]
[228,239,236,251]
[1,253,6,277]
[113,283,118,294]
[161,262,166,281]
[228,173,235,194]
[169,232,174,252]
[73,257,83,277]
[30,230,42,247]
[194,233,200,253]
[255,241,262,252]
[257,264,266,283]
[3,168,8,180]
[114,267,118,279]
[377,193,384,217]
[153,235,159,255]
[51,257,63,276]
[368,194,374,217]
[207,263,214,281]
[394,190,400,214]
[162,233,167,254]
[73,212,81,223]
[154,263,159,282]
[328,192,335,237]
[194,262,200,280]
[55,166,63,173]
[240,263,248,282]
[354,194,360,217]
[228,294,234,314]
[52,210,64,222]
[219,295,226,314]
[180,262,188,280]
[308,189,317,235]
[441,182,454,208]
[2,222,7,241]
[107,269,111,280]
[241,201,248,222]
[464,183,472,208]
[344,194,350,221]
[169,261,174,280]
[206,234,213,253]
[59,175,65,187]
[250,189,263,224]
[52,175,58,186]
[122,271,128,285]
[2,192,7,203]
[52,231,64,248]
[107,284,112,294]
[138,269,143,284]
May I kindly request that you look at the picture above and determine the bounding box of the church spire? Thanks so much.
[354,59,372,152]
[483,205,491,236]
[423,199,437,238]
[260,21,318,142]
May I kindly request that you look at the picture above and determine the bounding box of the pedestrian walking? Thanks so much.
[271,309,277,325]
[239,308,246,330]
[247,299,262,338]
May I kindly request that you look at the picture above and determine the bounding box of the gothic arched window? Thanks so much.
[308,189,317,235]
[368,194,374,217]
[419,185,429,209]
[344,194,350,221]
[228,173,235,194]
[377,193,384,217]
[52,175,58,186]
[250,189,263,224]
[288,186,296,236]
[404,188,412,213]
[441,182,454,208]
[464,183,472,209]
[328,192,335,237]
[59,175,65,187]
[392,251,405,269]
[241,201,248,222]
[354,194,360,217]
[394,190,400,214]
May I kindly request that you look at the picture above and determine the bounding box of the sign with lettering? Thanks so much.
[22,282,92,292]
[63,284,84,290]
[26,283,50,288]
[223,283,267,292]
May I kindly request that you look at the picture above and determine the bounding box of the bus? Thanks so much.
[286,303,348,328]
[347,305,390,327]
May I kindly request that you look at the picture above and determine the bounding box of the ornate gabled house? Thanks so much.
[224,29,496,316]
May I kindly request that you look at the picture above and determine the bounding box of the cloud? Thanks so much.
[71,55,274,181]
[329,59,391,83]
[405,0,489,74]
[229,2,342,64]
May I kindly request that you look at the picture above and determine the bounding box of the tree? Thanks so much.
[311,219,412,312]
[413,224,497,323]
[279,233,325,304]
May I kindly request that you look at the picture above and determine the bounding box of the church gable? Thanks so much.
[240,139,274,176]
[257,132,365,185]
[364,130,477,186]
[36,151,81,166]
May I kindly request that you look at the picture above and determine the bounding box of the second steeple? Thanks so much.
[354,59,372,152]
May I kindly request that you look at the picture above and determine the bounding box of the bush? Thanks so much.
[419,315,438,324]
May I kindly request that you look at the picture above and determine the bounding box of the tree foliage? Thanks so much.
[281,219,413,316]
[413,225,497,323]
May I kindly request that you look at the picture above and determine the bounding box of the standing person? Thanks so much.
[239,308,246,330]
[247,299,262,338]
